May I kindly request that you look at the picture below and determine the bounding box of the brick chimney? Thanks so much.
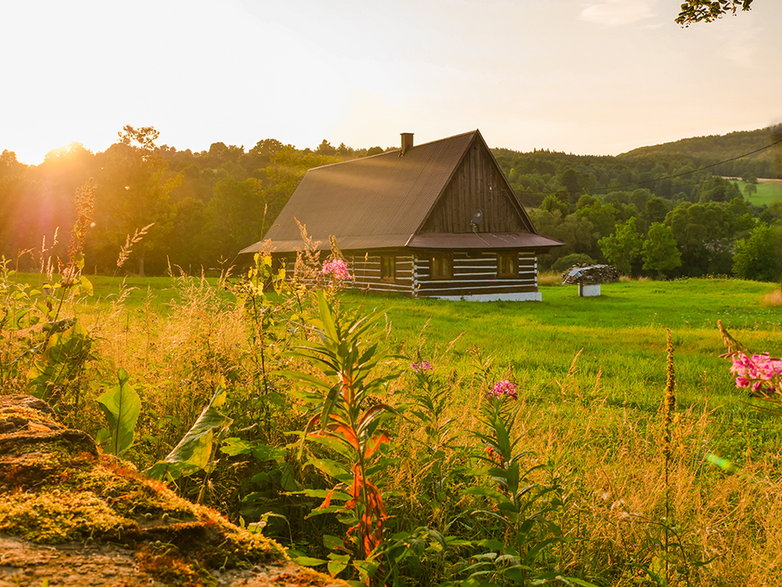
[400,132,414,155]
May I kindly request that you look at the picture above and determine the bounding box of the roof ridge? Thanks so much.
[306,129,481,172]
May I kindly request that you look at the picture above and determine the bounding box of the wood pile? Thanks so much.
[561,264,620,285]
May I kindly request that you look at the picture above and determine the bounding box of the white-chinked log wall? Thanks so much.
[279,253,415,294]
[279,251,541,300]
[413,251,540,300]
[345,253,414,293]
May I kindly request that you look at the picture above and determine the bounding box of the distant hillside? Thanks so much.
[619,125,782,178]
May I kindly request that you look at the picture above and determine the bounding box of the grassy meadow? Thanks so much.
[732,178,782,207]
[5,269,782,585]
[352,278,782,446]
[77,272,781,445]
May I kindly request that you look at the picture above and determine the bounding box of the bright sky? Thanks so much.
[2,0,781,164]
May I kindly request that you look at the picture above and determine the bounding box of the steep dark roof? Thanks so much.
[241,130,562,253]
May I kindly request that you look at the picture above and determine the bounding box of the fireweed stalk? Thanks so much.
[289,292,397,583]
[410,360,433,373]
[719,320,782,400]
[488,379,518,400]
[321,258,352,282]
[478,380,520,477]
[717,320,782,416]
[730,353,782,395]
[464,379,567,583]
[405,358,459,505]
[318,256,353,311]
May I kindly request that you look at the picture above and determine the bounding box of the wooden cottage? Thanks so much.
[240,130,563,301]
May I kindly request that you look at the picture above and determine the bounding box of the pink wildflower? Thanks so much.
[487,379,518,400]
[411,361,433,372]
[729,352,782,395]
[321,258,352,281]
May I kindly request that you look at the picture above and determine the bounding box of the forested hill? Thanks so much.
[619,125,782,178]
[489,125,781,283]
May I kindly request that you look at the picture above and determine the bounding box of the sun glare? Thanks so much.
[43,143,88,162]
[14,133,114,166]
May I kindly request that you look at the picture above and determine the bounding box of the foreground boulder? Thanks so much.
[0,395,343,586]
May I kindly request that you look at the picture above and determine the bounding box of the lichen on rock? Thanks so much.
[0,394,345,586]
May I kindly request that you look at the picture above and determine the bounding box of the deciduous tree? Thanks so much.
[733,223,782,282]
[599,217,643,275]
[92,126,182,275]
[676,0,753,25]
[642,222,682,277]
[540,194,570,217]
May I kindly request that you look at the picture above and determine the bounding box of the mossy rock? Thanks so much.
[0,394,345,586]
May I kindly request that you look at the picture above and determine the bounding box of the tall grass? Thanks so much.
[3,262,782,584]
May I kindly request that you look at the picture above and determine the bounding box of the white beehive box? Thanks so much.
[578,283,601,297]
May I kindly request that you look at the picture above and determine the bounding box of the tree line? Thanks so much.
[0,125,779,281]
[0,127,386,275]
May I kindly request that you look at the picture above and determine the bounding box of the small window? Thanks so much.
[429,254,453,279]
[497,253,518,278]
[380,255,396,282]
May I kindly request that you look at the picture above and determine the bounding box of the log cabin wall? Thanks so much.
[277,251,415,295]
[345,252,414,294]
[413,251,537,297]
[419,139,532,234]
[275,250,540,298]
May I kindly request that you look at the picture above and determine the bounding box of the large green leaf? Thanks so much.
[291,556,327,567]
[146,388,232,480]
[96,368,141,456]
[307,457,351,481]
[316,292,339,341]
[275,370,332,391]
[327,552,350,577]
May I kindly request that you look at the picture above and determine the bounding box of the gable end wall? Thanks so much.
[419,139,531,234]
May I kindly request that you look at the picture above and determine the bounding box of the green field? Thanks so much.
[25,272,781,402]
[346,279,782,448]
[733,178,782,207]
[16,272,782,454]
[47,272,778,457]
